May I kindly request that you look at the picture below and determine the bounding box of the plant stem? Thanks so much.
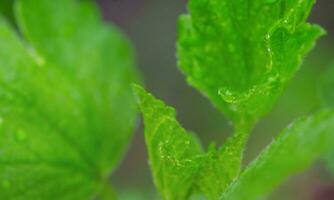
[233,119,255,170]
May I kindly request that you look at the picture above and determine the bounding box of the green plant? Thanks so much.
[135,0,334,199]
[0,0,333,199]
[0,0,138,199]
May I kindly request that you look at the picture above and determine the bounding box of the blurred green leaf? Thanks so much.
[0,0,15,24]
[0,0,138,199]
[134,85,203,200]
[221,110,334,200]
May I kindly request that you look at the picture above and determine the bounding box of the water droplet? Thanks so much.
[219,88,237,103]
[15,129,27,142]
[265,34,271,40]
[268,76,276,83]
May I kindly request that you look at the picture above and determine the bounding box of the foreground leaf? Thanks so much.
[134,85,203,200]
[195,132,249,200]
[221,110,334,200]
[0,0,138,199]
[177,0,324,126]
[134,85,250,200]
[137,85,334,200]
[176,2,324,196]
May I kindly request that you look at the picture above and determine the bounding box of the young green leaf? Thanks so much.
[136,83,334,200]
[221,110,334,200]
[134,85,203,200]
[0,0,138,199]
[195,132,249,200]
[175,2,324,197]
[134,85,250,200]
[177,0,325,126]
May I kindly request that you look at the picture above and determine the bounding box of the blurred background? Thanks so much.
[1,0,334,199]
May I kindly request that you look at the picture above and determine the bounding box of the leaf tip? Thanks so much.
[132,83,146,104]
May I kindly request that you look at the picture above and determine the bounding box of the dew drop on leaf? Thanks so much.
[219,88,237,103]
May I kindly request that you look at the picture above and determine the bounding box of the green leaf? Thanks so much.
[140,1,326,199]
[134,85,203,200]
[134,85,250,200]
[176,2,324,192]
[195,132,249,200]
[0,0,138,199]
[0,0,15,24]
[221,110,334,200]
[177,0,325,126]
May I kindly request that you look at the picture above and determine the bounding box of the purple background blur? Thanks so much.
[95,0,334,199]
